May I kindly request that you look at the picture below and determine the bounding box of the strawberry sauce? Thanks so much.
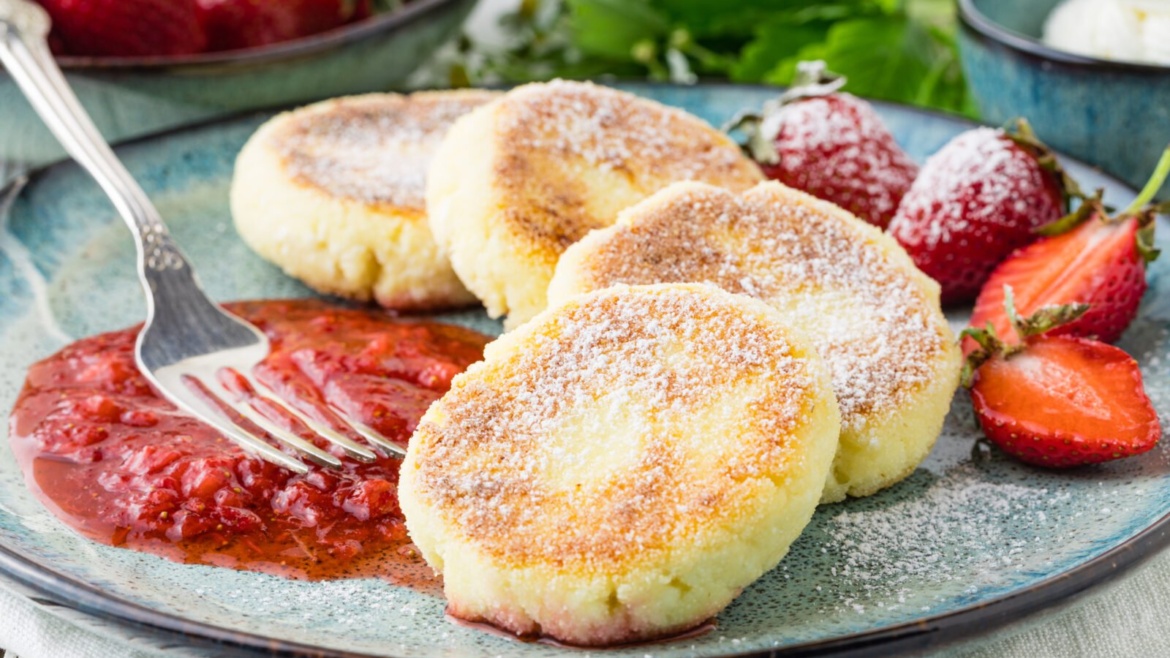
[8,299,489,583]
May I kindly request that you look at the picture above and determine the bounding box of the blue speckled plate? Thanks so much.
[1,84,1168,658]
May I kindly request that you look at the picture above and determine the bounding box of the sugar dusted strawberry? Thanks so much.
[727,61,918,229]
[968,147,1170,352]
[963,293,1161,468]
[888,120,1073,304]
[37,0,206,57]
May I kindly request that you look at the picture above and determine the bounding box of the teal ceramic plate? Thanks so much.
[1,83,1168,657]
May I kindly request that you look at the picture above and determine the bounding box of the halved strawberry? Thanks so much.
[962,293,1161,469]
[888,119,1079,304]
[726,61,918,229]
[967,147,1170,353]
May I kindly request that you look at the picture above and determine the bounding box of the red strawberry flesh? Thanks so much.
[970,336,1160,468]
[968,219,1145,352]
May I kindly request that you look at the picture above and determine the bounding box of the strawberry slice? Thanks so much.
[726,61,918,229]
[962,292,1161,468]
[967,147,1170,353]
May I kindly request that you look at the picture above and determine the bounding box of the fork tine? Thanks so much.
[150,370,311,475]
[345,419,407,458]
[196,402,311,474]
[239,372,379,463]
[201,375,344,470]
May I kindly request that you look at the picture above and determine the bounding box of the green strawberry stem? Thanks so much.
[1003,286,1088,340]
[1034,188,1103,237]
[1122,145,1170,216]
[1035,145,1170,255]
[780,60,847,102]
[959,285,1088,388]
[723,59,846,163]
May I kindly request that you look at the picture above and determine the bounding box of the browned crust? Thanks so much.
[555,182,952,426]
[268,90,500,211]
[410,285,822,570]
[485,80,763,257]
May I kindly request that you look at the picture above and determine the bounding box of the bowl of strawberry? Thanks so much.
[0,0,476,163]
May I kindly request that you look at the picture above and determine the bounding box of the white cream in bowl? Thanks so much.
[1043,0,1170,66]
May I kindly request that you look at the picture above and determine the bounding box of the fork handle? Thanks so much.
[0,0,195,284]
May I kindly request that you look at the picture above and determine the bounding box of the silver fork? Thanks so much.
[0,0,404,474]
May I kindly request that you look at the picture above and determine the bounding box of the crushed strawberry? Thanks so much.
[37,0,206,57]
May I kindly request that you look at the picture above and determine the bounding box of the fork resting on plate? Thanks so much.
[0,0,403,474]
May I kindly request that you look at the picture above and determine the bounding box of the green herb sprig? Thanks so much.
[440,0,974,117]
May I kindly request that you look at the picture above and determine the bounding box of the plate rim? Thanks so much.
[0,81,1162,658]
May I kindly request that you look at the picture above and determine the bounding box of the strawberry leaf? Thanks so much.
[1136,220,1160,265]
[1014,303,1091,339]
[568,0,667,61]
[958,324,1003,388]
[1004,285,1089,339]
[756,13,970,115]
[1034,189,1103,237]
[1005,118,1085,210]
[731,20,833,81]
[723,111,780,164]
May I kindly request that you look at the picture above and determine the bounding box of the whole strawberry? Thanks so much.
[968,148,1170,353]
[888,120,1073,304]
[727,61,918,229]
[963,292,1161,468]
[197,0,356,52]
[37,0,206,57]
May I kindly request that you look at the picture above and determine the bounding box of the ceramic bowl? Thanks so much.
[0,0,476,164]
[958,0,1170,198]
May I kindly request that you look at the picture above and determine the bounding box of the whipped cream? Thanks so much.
[1042,0,1170,66]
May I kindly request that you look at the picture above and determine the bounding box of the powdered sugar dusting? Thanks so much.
[768,93,918,227]
[498,80,750,182]
[824,464,1066,595]
[566,183,951,430]
[892,127,1061,250]
[272,91,498,208]
[412,285,821,567]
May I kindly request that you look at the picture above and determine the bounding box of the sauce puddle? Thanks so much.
[7,298,489,586]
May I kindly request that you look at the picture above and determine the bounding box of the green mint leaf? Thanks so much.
[652,0,888,39]
[732,20,832,82]
[568,0,668,60]
[759,14,969,115]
